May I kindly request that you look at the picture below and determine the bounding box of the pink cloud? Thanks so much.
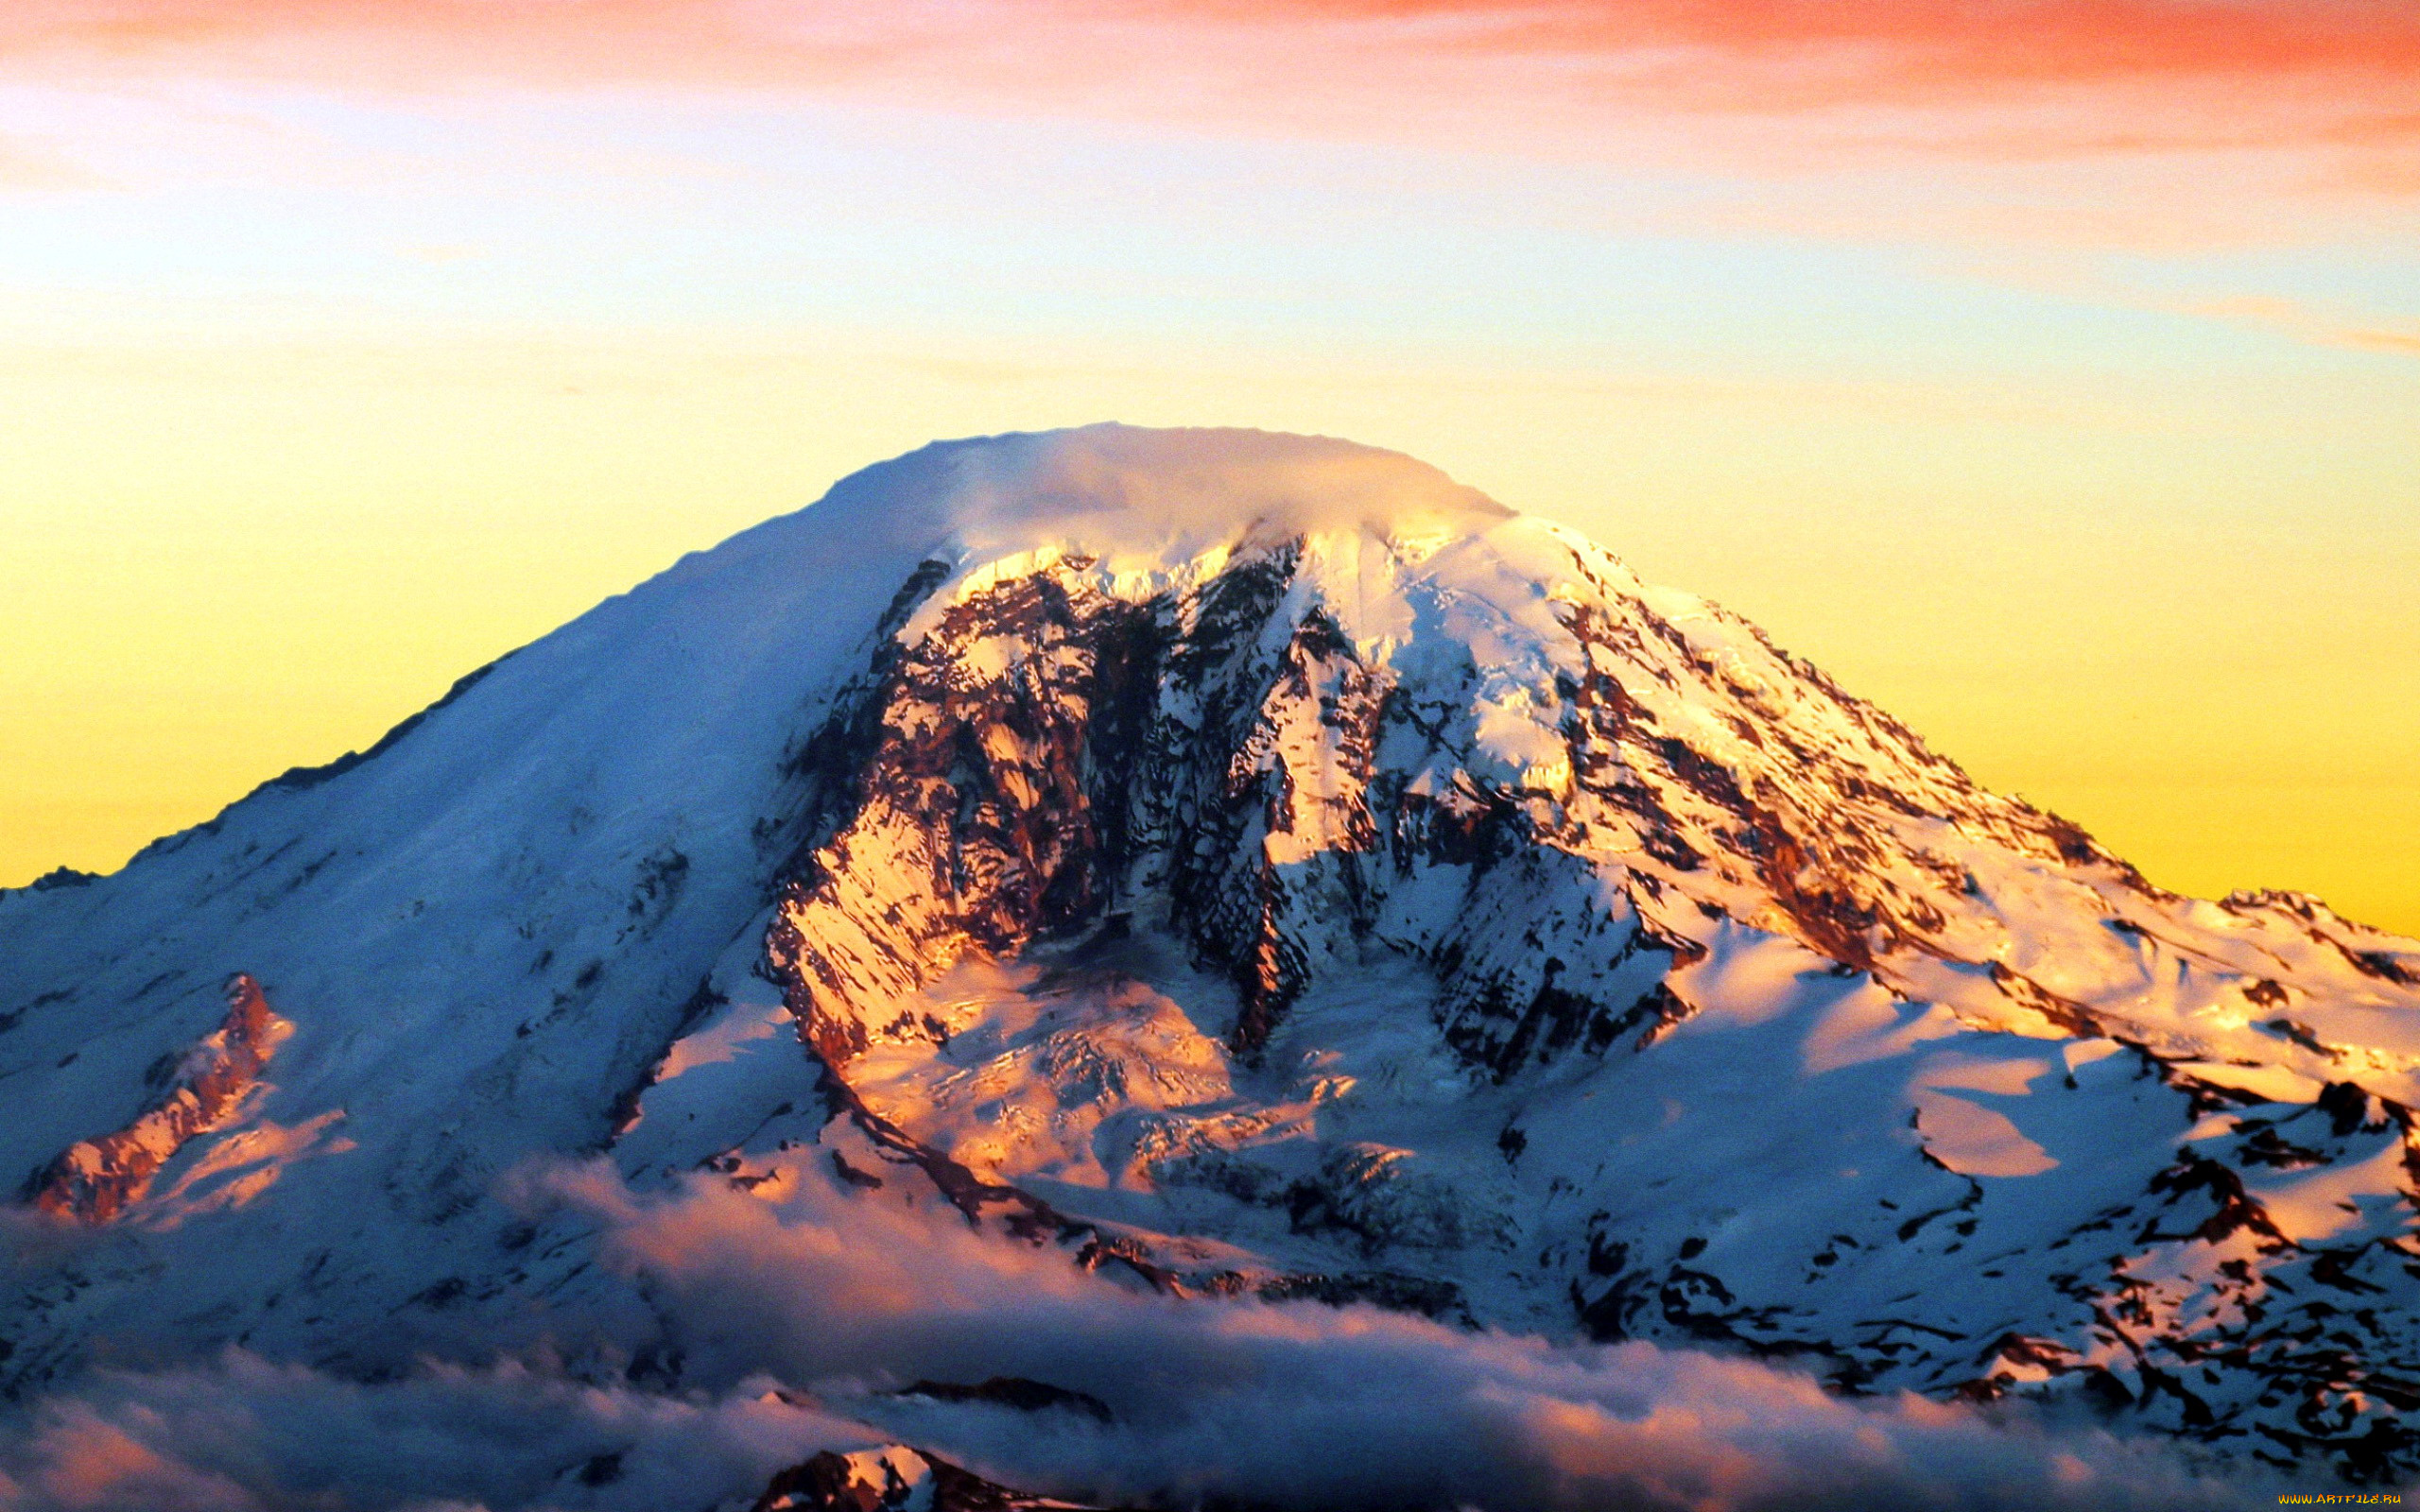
[5,0,2414,165]
[6,1400,251,1512]
[517,1154,2258,1509]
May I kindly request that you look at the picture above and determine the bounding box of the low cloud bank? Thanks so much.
[0,1157,2266,1511]
[0,1351,896,1512]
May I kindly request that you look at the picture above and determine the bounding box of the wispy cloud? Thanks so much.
[7,1,2416,159]
[4,1,2413,263]
[2187,294,2420,358]
[0,131,104,189]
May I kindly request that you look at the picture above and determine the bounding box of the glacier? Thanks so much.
[3,424,2416,1511]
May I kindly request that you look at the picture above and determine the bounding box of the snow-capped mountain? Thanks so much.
[4,425,2416,1506]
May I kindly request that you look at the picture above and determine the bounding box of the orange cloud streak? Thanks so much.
[1220,0,2420,91]
[4,2,2413,259]
[2188,294,2420,358]
[6,0,2416,157]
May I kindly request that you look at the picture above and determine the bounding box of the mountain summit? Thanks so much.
[4,425,2417,1505]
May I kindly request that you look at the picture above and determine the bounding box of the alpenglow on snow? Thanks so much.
[4,425,2417,1508]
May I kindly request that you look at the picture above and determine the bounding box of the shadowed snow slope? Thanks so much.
[2,424,2415,1508]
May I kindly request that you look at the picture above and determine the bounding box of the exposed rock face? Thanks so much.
[769,524,2419,1092]
[2,426,2417,1494]
[752,1445,1112,1512]
[748,466,2420,1478]
[26,973,289,1223]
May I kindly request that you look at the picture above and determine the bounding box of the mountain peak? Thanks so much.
[5,427,2418,1505]
[802,423,1513,562]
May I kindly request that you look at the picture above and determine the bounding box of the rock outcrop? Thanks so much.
[26,972,289,1223]
[752,1445,1116,1512]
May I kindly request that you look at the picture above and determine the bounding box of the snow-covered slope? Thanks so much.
[4,425,2416,1503]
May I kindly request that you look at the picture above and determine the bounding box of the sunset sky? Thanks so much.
[3,0,2414,930]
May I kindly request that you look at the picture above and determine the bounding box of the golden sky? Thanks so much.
[3,1,2415,932]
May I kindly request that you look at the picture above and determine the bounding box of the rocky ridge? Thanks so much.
[26,973,290,1224]
[1,425,2415,1500]
[747,438,2420,1478]
[752,1444,1117,1512]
